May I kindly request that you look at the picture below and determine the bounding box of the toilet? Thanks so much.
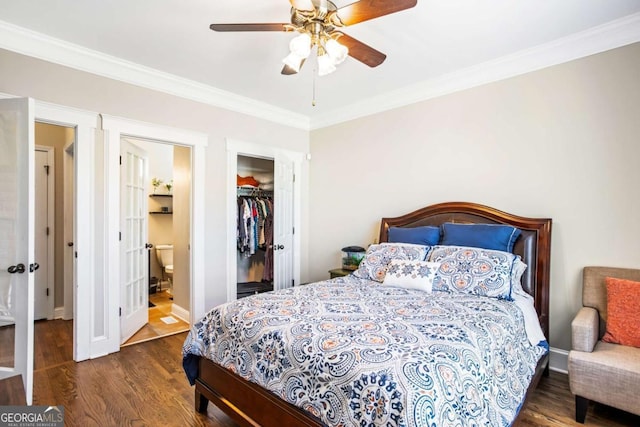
[155,244,174,292]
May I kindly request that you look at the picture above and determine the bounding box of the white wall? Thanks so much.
[0,47,310,313]
[309,42,640,353]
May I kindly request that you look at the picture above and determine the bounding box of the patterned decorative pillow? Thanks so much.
[428,245,519,300]
[352,243,430,282]
[382,259,441,292]
[602,277,640,348]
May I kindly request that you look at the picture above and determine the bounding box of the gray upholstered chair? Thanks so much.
[568,266,640,423]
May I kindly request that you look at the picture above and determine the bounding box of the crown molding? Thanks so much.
[0,20,310,130]
[309,12,640,130]
[1,13,639,132]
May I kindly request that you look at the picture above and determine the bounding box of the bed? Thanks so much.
[183,201,552,426]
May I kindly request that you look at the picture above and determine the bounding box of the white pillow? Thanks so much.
[382,259,441,292]
[353,243,431,282]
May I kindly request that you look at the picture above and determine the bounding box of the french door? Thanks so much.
[0,97,35,404]
[119,140,149,343]
[273,156,294,291]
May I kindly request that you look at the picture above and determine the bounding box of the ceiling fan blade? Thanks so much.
[336,34,386,67]
[289,0,314,11]
[335,0,417,26]
[210,23,289,32]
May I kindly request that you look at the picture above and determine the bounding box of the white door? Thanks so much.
[34,148,52,320]
[0,97,36,404]
[273,155,294,291]
[119,140,149,343]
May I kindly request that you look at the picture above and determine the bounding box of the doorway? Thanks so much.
[226,139,303,302]
[119,137,191,346]
[237,155,275,299]
[33,123,76,323]
[101,113,207,356]
[34,145,54,321]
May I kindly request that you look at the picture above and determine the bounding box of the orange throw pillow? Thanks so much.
[602,277,640,348]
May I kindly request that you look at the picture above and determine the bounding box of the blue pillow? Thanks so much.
[440,223,521,253]
[388,226,440,246]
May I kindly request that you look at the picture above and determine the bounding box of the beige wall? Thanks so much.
[6,42,640,354]
[172,145,191,312]
[34,122,74,309]
[0,47,310,312]
[309,42,640,352]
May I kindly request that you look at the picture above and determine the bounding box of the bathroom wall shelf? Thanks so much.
[149,194,173,214]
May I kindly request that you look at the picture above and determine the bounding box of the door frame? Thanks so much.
[225,139,302,302]
[101,114,207,354]
[34,145,55,320]
[62,141,74,320]
[31,100,97,362]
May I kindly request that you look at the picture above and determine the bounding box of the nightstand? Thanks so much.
[329,268,352,279]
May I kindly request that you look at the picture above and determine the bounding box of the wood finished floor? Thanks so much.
[2,319,640,426]
[123,290,190,346]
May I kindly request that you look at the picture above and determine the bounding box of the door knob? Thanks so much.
[8,263,26,274]
[30,263,40,273]
[145,243,154,249]
[67,242,74,247]
[278,244,284,250]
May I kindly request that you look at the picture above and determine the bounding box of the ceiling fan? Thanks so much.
[210,0,417,76]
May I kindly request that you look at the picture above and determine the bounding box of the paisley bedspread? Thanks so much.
[182,276,547,426]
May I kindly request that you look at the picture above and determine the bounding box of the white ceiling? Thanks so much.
[1,0,640,129]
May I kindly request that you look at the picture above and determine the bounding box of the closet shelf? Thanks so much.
[237,187,273,198]
[149,211,172,215]
[149,194,173,198]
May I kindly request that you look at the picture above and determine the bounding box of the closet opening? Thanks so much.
[236,155,274,299]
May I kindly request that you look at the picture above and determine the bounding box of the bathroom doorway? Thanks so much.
[120,137,192,346]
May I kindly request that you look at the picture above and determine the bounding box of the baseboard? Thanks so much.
[54,307,65,319]
[549,347,569,374]
[171,303,190,323]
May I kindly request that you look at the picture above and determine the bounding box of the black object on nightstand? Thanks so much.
[329,268,352,279]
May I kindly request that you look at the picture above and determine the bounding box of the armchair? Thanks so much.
[568,266,640,423]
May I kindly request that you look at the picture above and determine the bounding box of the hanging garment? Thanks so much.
[263,200,274,282]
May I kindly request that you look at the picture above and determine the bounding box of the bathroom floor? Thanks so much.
[122,290,189,347]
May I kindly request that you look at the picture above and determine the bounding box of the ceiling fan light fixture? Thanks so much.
[317,51,337,76]
[289,32,312,57]
[325,38,348,65]
[282,32,311,73]
[282,52,306,72]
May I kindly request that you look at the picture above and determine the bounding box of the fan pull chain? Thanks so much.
[312,66,317,106]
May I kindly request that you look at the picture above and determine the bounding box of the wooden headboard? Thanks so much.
[379,201,552,340]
